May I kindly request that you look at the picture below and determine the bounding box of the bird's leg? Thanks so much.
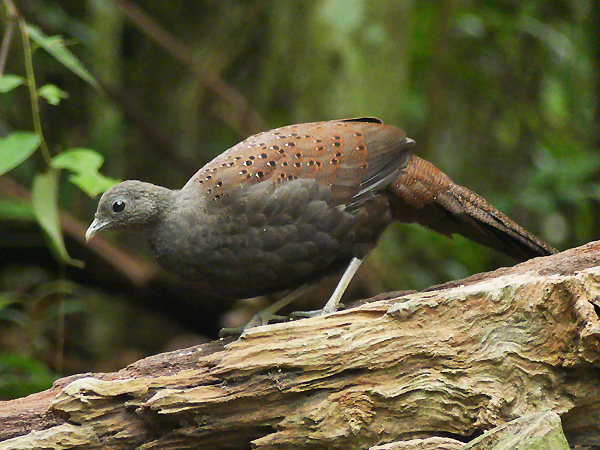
[219,283,314,337]
[220,257,363,337]
[292,257,363,319]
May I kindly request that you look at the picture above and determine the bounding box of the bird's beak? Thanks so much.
[85,218,109,242]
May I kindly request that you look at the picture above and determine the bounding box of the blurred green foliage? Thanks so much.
[0,18,114,266]
[0,352,55,399]
[0,0,598,399]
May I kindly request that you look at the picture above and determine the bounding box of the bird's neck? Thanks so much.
[150,186,214,238]
[132,184,175,231]
[145,188,216,278]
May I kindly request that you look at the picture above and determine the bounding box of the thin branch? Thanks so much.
[111,0,266,137]
[18,17,51,163]
[0,11,15,75]
[2,0,52,162]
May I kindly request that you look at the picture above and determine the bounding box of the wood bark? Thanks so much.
[1,242,600,449]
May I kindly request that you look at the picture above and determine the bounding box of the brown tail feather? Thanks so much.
[385,155,557,261]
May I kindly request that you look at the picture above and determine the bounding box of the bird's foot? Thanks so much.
[220,285,315,337]
[219,312,289,337]
[248,312,288,328]
[290,303,344,319]
[289,257,360,320]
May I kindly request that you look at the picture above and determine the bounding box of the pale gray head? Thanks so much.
[86,180,172,241]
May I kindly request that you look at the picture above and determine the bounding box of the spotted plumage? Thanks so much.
[87,118,557,308]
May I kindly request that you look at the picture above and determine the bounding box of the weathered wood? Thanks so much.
[370,436,463,449]
[1,242,600,449]
[460,411,569,450]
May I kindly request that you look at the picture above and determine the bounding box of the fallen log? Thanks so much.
[1,242,600,449]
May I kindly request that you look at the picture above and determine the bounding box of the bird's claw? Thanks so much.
[219,312,289,337]
[290,303,344,319]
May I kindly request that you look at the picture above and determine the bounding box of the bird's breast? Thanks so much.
[149,179,391,298]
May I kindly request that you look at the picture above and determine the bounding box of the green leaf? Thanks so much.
[0,75,25,93]
[0,293,20,311]
[51,149,119,196]
[0,131,40,176]
[25,24,100,91]
[32,170,84,268]
[67,172,119,197]
[38,84,69,106]
[0,199,36,221]
[51,148,104,172]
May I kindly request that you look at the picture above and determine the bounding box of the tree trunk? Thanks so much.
[1,242,600,449]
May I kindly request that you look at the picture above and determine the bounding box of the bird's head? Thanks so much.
[86,180,171,241]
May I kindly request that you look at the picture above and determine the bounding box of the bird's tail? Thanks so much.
[385,155,557,261]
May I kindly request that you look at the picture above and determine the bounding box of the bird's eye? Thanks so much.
[112,200,126,213]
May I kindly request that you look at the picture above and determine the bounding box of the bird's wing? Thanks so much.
[184,118,414,208]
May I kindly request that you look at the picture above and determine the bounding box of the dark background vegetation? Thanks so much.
[0,0,598,399]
